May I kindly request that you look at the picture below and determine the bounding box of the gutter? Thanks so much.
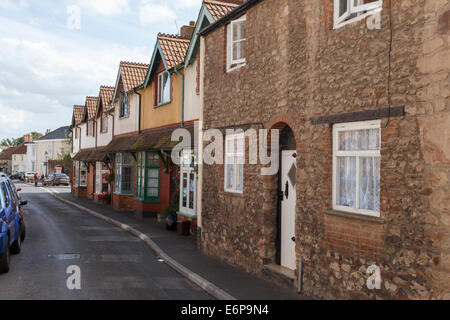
[173,65,185,128]
[199,0,262,36]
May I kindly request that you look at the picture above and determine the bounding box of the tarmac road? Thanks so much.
[0,183,212,300]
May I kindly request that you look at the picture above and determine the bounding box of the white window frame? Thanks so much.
[227,15,246,72]
[88,120,94,136]
[101,113,108,133]
[119,92,129,118]
[332,120,381,217]
[334,0,383,29]
[224,133,245,194]
[157,71,170,105]
[179,149,197,217]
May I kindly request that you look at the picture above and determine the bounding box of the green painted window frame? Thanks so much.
[136,152,161,203]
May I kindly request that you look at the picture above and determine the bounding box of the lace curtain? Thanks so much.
[337,128,380,213]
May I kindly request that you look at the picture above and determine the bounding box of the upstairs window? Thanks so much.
[101,112,108,133]
[87,120,94,137]
[334,0,382,29]
[227,15,246,72]
[120,92,129,118]
[157,71,170,106]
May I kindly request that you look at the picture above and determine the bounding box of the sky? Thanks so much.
[0,0,203,141]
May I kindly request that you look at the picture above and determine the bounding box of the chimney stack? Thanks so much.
[180,22,196,39]
[46,129,51,135]
[24,134,31,143]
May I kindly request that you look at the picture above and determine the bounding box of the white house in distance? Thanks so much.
[12,144,27,173]
[27,126,71,176]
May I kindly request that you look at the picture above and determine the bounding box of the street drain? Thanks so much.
[47,254,81,260]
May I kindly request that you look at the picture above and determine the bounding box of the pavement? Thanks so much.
[5,182,309,300]
[0,183,212,300]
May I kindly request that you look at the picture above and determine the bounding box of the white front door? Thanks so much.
[281,150,297,270]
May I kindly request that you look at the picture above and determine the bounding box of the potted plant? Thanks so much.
[98,192,111,205]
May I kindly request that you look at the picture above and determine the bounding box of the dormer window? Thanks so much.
[334,0,382,29]
[227,15,246,72]
[157,71,170,106]
[87,120,94,136]
[120,92,129,118]
[101,112,108,133]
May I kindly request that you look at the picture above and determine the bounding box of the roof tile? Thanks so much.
[86,96,99,120]
[205,0,242,20]
[158,34,191,69]
[120,61,149,91]
[98,86,115,112]
[73,105,85,125]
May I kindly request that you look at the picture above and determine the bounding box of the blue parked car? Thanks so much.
[0,177,27,274]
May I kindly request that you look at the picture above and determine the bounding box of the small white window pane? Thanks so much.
[337,156,357,208]
[340,0,349,16]
[147,187,158,197]
[339,129,380,151]
[359,157,380,212]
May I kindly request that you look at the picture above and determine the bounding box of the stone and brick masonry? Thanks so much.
[201,0,449,299]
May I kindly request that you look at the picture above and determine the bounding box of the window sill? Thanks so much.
[154,101,171,109]
[221,191,244,198]
[227,63,246,73]
[119,115,129,120]
[134,197,160,204]
[323,209,385,224]
[177,211,197,219]
[114,192,134,197]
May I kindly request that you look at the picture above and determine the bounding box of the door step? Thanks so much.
[262,264,296,289]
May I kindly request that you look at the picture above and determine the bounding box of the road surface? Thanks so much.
[0,183,212,300]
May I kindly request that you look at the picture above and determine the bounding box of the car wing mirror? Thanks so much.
[20,200,28,206]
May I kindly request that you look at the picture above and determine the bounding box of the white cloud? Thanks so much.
[178,0,203,8]
[75,0,130,16]
[139,0,176,25]
[0,16,149,139]
[0,0,28,11]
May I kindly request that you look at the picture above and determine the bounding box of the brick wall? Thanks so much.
[201,0,450,299]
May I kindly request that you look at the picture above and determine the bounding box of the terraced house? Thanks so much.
[198,0,449,299]
[104,61,149,211]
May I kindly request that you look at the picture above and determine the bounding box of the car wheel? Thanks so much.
[10,228,21,255]
[20,222,26,243]
[0,234,10,274]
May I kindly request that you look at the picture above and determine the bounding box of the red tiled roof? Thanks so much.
[86,96,99,120]
[12,144,27,155]
[0,147,18,161]
[120,61,149,91]
[158,34,191,69]
[98,86,115,112]
[73,105,85,125]
[204,0,242,20]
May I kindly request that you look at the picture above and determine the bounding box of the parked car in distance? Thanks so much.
[9,172,24,180]
[0,173,7,178]
[24,172,35,183]
[43,173,70,186]
[0,177,27,274]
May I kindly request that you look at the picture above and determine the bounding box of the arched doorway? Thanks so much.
[277,126,297,270]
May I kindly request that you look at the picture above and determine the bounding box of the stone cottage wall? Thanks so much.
[201,0,449,299]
